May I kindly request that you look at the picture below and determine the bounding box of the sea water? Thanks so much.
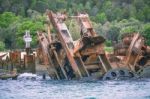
[0,73,150,99]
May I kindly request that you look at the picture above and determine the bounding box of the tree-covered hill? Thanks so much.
[0,0,149,50]
[0,0,149,22]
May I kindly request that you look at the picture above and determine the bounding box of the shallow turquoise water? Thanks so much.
[0,74,150,99]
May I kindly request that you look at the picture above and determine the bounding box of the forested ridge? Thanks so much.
[0,0,149,50]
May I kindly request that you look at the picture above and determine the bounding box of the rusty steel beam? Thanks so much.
[46,23,68,79]
[125,33,143,71]
[47,11,83,78]
[37,32,60,79]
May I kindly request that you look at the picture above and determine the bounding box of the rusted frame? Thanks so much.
[37,32,60,79]
[9,51,21,71]
[47,11,83,79]
[125,33,143,71]
[75,13,112,74]
[46,23,68,79]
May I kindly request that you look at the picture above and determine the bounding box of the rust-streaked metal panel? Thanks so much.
[47,11,83,78]
[37,32,60,79]
[24,54,35,73]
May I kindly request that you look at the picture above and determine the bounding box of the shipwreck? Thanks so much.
[37,10,150,80]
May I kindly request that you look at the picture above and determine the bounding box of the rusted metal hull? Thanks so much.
[37,11,150,80]
[37,11,114,80]
[109,33,150,78]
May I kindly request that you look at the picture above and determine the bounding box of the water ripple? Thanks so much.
[0,74,150,99]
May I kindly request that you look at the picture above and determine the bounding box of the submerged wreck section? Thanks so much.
[109,33,150,78]
[37,11,113,80]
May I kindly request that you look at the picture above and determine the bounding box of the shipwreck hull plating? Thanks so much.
[37,11,114,80]
[37,11,150,80]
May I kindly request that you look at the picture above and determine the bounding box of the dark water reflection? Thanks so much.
[0,74,150,99]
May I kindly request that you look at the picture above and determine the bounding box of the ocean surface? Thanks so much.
[0,73,150,99]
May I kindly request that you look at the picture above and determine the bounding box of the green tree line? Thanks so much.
[0,0,149,50]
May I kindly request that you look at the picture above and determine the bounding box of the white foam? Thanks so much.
[18,73,37,80]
